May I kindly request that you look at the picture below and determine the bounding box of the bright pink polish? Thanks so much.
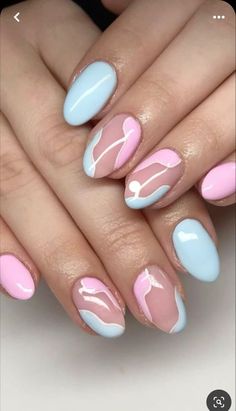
[133,266,186,333]
[0,254,35,300]
[200,162,236,200]
[83,114,141,178]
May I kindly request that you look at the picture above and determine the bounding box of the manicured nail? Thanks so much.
[63,61,117,126]
[133,266,186,334]
[172,219,220,282]
[72,277,125,338]
[125,149,183,209]
[0,254,35,300]
[83,114,141,178]
[200,162,236,201]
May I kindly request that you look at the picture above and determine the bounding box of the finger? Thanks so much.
[198,152,236,206]
[145,190,220,283]
[63,0,203,125]
[124,74,235,209]
[83,1,235,180]
[0,218,39,300]
[3,0,101,91]
[101,0,133,14]
[0,115,125,338]
[2,38,186,334]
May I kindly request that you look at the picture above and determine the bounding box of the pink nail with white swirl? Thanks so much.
[83,114,141,178]
[73,277,125,338]
[134,266,186,333]
[125,149,183,209]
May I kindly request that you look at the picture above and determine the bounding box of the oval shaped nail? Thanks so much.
[83,114,141,178]
[200,162,236,201]
[72,277,125,338]
[0,254,35,300]
[133,266,186,333]
[125,149,183,209]
[63,61,117,126]
[172,219,220,282]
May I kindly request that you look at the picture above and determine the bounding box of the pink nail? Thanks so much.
[83,114,141,178]
[125,148,183,209]
[200,162,236,200]
[133,266,186,333]
[72,277,125,338]
[0,254,35,300]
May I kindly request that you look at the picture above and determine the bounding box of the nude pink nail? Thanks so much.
[0,254,35,300]
[200,162,236,200]
[125,148,183,209]
[133,266,186,333]
[72,277,125,338]
[83,114,141,178]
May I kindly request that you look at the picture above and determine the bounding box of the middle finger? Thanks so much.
[82,0,235,179]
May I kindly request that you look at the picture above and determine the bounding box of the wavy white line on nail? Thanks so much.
[133,267,186,333]
[83,114,141,178]
[79,310,125,338]
[79,277,121,311]
[125,149,183,209]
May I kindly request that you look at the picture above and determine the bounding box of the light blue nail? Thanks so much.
[63,61,117,126]
[79,310,125,338]
[172,219,220,282]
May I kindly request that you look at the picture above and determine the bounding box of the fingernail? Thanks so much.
[133,266,186,334]
[125,149,183,209]
[0,254,35,300]
[83,114,141,178]
[72,277,125,338]
[63,61,117,126]
[172,219,220,282]
[200,162,236,201]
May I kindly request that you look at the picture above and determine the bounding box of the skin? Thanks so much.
[75,0,235,207]
[0,0,222,335]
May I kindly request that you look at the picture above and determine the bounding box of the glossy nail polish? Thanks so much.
[72,277,125,338]
[63,61,117,126]
[0,254,35,300]
[125,149,183,209]
[83,114,141,178]
[200,162,236,200]
[133,266,186,333]
[172,219,220,282]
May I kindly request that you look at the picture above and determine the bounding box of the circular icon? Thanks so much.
[207,390,232,410]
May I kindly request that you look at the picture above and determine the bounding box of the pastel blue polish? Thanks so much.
[170,289,187,334]
[125,185,170,209]
[79,310,125,338]
[172,219,220,282]
[63,61,117,126]
[83,129,103,177]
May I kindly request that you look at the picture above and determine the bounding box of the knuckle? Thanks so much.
[37,115,86,170]
[0,151,35,197]
[181,116,222,159]
[100,213,144,257]
[139,74,179,117]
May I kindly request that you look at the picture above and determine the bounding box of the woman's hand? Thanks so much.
[1,0,220,338]
[64,0,235,208]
